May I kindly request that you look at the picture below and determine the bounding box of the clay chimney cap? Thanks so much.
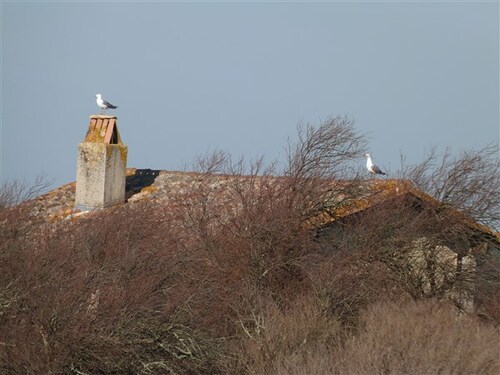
[90,115,117,119]
[84,116,122,144]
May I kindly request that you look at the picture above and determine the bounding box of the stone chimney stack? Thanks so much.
[75,115,128,210]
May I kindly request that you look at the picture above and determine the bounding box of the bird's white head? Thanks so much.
[96,94,101,99]
[365,153,371,158]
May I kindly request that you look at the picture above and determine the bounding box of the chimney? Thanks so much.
[75,115,128,210]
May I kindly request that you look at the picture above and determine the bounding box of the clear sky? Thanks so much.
[1,1,499,188]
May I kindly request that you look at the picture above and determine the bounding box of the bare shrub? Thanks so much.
[0,175,51,211]
[397,145,500,320]
[0,201,232,374]
[311,252,403,331]
[399,145,500,228]
[234,294,342,375]
[2,117,498,374]
[336,300,500,375]
[285,116,366,180]
[179,156,315,309]
[474,252,500,325]
[283,116,367,224]
[181,117,367,300]
[311,189,500,321]
[262,300,500,375]
[310,198,429,327]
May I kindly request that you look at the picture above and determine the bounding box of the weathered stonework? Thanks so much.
[75,116,128,210]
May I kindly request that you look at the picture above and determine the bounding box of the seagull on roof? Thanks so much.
[366,153,386,176]
[95,94,117,114]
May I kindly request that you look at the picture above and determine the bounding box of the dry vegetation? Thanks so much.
[0,176,50,211]
[1,117,499,374]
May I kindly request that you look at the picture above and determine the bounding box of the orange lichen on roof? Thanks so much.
[303,178,479,231]
[140,186,158,194]
[305,178,499,244]
[49,207,80,223]
[304,179,415,227]
[126,168,137,176]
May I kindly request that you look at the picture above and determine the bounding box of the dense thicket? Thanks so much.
[1,118,499,374]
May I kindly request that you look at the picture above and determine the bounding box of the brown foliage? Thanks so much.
[267,300,500,375]
[0,202,228,374]
[336,300,500,375]
[1,118,499,374]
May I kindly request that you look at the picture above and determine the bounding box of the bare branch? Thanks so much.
[398,145,500,228]
[284,116,367,180]
[0,175,52,211]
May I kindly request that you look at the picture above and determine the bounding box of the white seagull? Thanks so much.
[96,94,118,114]
[365,153,386,176]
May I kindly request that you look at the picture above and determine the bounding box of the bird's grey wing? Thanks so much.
[372,165,385,175]
[103,100,117,109]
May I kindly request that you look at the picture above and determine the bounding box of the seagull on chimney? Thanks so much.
[366,153,386,176]
[96,94,118,114]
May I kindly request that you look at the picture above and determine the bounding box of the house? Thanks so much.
[11,116,499,314]
[310,179,499,312]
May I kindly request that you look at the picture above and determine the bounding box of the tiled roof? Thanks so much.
[20,168,500,243]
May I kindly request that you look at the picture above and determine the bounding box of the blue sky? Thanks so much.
[1,1,498,188]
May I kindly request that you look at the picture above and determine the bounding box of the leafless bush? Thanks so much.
[285,116,366,180]
[181,118,367,296]
[311,190,500,321]
[399,145,500,228]
[282,116,367,223]
[233,294,342,375]
[0,175,51,211]
[474,252,500,325]
[182,154,314,306]
[396,146,500,314]
[1,117,499,374]
[0,202,232,374]
[336,300,500,375]
[0,176,51,246]
[260,300,500,375]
